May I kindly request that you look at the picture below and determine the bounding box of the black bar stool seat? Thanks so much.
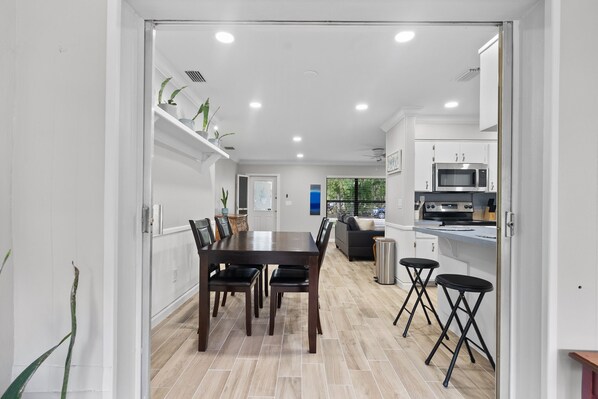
[393,257,444,338]
[426,273,496,388]
[435,274,493,293]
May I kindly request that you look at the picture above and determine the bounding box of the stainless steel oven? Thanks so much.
[433,163,488,192]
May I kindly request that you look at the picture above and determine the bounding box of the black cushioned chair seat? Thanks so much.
[228,264,266,271]
[270,268,309,287]
[399,257,439,269]
[210,267,259,287]
[435,274,493,293]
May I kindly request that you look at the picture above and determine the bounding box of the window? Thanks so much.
[326,178,386,218]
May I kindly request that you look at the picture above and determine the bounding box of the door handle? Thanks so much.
[455,153,458,161]
[462,153,465,162]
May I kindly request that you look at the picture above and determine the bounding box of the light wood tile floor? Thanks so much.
[151,245,496,399]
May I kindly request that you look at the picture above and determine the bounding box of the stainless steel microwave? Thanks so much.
[433,163,488,192]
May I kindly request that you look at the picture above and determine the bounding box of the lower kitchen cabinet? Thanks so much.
[415,232,439,285]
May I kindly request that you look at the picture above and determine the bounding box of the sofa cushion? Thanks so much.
[355,217,375,231]
[345,216,360,231]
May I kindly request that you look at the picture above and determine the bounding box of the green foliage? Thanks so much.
[221,188,229,208]
[157,77,172,104]
[326,178,386,217]
[213,130,235,142]
[167,86,187,106]
[0,249,10,276]
[0,250,79,399]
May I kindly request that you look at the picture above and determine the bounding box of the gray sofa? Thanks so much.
[335,215,384,261]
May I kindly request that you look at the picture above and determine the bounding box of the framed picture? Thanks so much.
[309,184,321,215]
[387,150,402,174]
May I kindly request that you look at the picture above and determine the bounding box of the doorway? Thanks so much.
[247,175,278,231]
[141,21,513,399]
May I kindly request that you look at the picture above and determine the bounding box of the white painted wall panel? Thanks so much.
[11,0,117,395]
[0,0,16,391]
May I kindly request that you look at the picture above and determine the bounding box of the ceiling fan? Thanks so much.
[362,148,386,162]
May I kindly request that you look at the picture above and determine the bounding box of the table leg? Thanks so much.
[198,253,211,351]
[308,254,319,353]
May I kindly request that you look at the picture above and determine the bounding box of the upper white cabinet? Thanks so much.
[479,35,499,132]
[415,141,435,191]
[487,142,498,192]
[434,141,488,164]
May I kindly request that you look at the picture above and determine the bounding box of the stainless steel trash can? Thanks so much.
[375,238,396,285]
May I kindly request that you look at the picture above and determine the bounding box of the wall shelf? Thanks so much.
[153,106,229,170]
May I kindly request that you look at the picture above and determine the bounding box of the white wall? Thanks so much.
[415,121,497,141]
[510,3,545,397]
[10,0,120,397]
[238,163,385,238]
[215,158,238,213]
[552,0,598,397]
[0,0,16,391]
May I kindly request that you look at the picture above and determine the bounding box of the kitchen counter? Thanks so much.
[414,224,497,246]
[414,221,497,359]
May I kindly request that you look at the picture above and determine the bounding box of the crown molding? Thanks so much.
[379,106,423,133]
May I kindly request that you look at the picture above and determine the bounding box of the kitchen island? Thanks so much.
[414,224,497,359]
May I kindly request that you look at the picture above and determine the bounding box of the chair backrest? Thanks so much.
[317,219,334,269]
[189,218,215,251]
[315,217,328,245]
[215,215,233,239]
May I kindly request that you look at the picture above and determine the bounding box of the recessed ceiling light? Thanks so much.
[355,103,369,111]
[213,125,219,131]
[293,136,302,142]
[215,31,234,44]
[249,102,262,109]
[297,153,304,158]
[395,31,415,43]
[444,101,459,108]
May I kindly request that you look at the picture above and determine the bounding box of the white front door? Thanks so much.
[248,176,277,231]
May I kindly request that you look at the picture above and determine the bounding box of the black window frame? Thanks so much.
[325,177,386,218]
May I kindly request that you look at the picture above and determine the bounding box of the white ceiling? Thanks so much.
[155,24,498,164]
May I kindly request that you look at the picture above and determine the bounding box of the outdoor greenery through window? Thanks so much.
[326,178,386,219]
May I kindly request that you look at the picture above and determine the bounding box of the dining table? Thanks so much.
[197,231,320,353]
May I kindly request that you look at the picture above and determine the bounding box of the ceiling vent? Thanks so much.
[455,67,480,82]
[223,146,235,150]
[185,70,206,82]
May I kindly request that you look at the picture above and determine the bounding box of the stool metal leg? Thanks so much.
[461,293,496,370]
[425,289,463,366]
[411,268,432,324]
[445,291,476,363]
[440,291,487,387]
[393,270,418,325]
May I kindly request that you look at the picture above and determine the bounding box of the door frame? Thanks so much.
[246,173,281,231]
[139,21,513,399]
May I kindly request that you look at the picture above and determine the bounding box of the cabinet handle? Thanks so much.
[425,181,429,190]
[491,182,495,191]
[455,153,458,162]
[432,243,435,252]
[462,153,465,162]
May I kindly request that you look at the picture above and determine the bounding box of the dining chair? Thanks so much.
[189,218,259,335]
[278,217,329,271]
[215,215,268,308]
[268,219,333,335]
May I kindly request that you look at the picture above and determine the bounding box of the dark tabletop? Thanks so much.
[199,231,319,256]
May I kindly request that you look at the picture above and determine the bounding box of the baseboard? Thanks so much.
[151,284,199,328]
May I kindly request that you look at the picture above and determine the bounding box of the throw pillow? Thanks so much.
[355,217,375,231]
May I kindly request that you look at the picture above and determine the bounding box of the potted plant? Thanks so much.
[157,77,186,119]
[220,188,229,215]
[212,130,235,147]
[193,98,220,139]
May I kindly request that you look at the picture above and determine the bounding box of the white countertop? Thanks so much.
[414,224,497,246]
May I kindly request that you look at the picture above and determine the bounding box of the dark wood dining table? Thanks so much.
[197,231,320,352]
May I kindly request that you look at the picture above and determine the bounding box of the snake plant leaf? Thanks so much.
[0,249,10,277]
[1,333,71,399]
[157,77,172,104]
[168,86,187,102]
[61,264,79,398]
[192,104,204,121]
[202,99,210,131]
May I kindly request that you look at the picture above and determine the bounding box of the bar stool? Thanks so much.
[425,274,496,387]
[393,257,444,337]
